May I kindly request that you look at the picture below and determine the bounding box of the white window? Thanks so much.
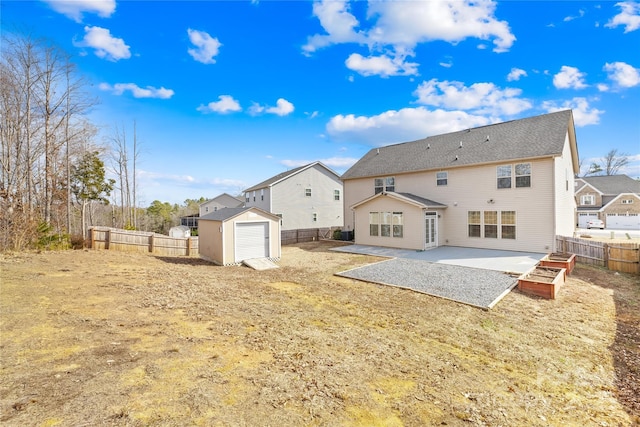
[369,211,403,238]
[392,212,403,237]
[515,163,531,188]
[374,176,395,194]
[369,212,379,236]
[261,189,264,201]
[436,171,448,186]
[305,188,312,197]
[497,165,512,189]
[312,213,317,222]
[253,190,256,202]
[334,190,340,201]
[468,211,481,237]
[205,207,209,212]
[581,195,595,206]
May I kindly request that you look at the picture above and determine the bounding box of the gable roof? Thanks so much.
[579,175,640,195]
[342,110,578,180]
[350,191,447,210]
[201,193,244,207]
[244,161,340,193]
[199,206,280,222]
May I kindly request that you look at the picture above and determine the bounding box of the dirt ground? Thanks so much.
[1,241,638,426]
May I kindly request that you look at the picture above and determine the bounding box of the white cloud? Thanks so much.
[604,61,640,88]
[606,1,640,32]
[187,29,222,64]
[74,26,130,61]
[345,52,418,77]
[542,97,604,126]
[597,83,610,92]
[507,67,527,81]
[326,107,491,146]
[43,0,115,22]
[302,0,366,55]
[99,83,174,99]
[414,79,532,116]
[266,98,295,116]
[563,9,585,22]
[197,95,241,114]
[303,0,515,78]
[553,65,588,89]
[365,1,516,53]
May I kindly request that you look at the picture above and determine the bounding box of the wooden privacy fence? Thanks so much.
[88,227,199,256]
[281,227,340,245]
[556,235,639,275]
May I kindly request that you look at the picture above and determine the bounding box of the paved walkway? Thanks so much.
[332,245,547,309]
[331,245,545,274]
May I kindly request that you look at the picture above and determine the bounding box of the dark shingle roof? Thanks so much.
[199,207,251,222]
[580,175,640,195]
[397,192,446,207]
[342,110,575,180]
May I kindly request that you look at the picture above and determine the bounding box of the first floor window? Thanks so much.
[484,211,498,238]
[392,212,404,237]
[369,212,379,236]
[501,211,516,239]
[381,211,392,237]
[468,211,481,237]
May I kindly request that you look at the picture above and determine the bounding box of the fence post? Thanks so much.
[105,229,110,250]
[603,243,609,269]
[186,237,191,256]
[149,234,154,253]
[90,228,95,249]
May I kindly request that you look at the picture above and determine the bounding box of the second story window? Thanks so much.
[305,188,312,197]
[436,171,448,186]
[261,189,264,201]
[622,199,633,204]
[515,163,531,188]
[497,165,512,189]
[581,195,595,205]
[334,189,340,201]
[375,176,395,194]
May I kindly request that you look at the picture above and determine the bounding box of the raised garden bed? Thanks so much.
[517,265,566,300]
[539,252,576,275]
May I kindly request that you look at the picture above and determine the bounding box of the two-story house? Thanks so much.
[243,162,344,231]
[180,193,244,232]
[575,175,640,230]
[341,110,579,254]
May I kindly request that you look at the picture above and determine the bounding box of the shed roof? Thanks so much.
[341,110,577,180]
[199,207,280,222]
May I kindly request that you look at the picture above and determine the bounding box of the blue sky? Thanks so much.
[3,0,640,205]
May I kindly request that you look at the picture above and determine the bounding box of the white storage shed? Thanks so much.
[199,207,281,266]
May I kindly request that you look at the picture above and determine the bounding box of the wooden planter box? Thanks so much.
[517,266,566,299]
[539,252,576,275]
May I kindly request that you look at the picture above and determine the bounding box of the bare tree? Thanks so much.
[603,149,629,176]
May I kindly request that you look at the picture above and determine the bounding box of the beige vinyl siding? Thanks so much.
[272,164,343,230]
[345,157,562,253]
[553,135,578,245]
[198,219,224,264]
[354,196,425,250]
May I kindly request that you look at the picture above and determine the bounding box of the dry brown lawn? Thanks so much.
[1,241,638,426]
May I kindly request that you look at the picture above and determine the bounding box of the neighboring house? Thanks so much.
[199,207,281,266]
[200,193,244,216]
[243,162,344,231]
[575,175,640,230]
[180,193,244,232]
[341,110,579,254]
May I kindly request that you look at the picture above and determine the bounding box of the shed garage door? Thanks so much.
[578,213,598,228]
[606,213,640,230]
[235,222,269,262]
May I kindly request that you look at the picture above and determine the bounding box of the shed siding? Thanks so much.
[199,219,224,264]
[272,164,343,230]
